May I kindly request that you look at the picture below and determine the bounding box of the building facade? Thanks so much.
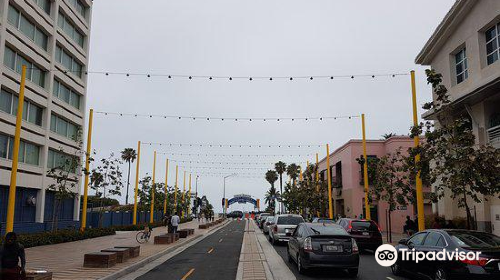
[317,136,432,234]
[0,0,92,233]
[415,0,500,235]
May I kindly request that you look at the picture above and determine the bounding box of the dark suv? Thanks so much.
[337,218,383,251]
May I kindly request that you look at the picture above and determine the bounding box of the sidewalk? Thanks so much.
[25,220,226,280]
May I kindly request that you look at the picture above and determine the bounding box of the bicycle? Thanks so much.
[136,227,152,244]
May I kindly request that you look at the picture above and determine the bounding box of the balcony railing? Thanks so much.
[488,124,500,149]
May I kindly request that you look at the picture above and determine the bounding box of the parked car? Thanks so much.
[337,218,383,251]
[263,216,275,235]
[258,213,271,229]
[312,218,336,224]
[287,223,359,276]
[392,229,500,280]
[269,214,305,245]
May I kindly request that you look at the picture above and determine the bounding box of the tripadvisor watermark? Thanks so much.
[375,244,482,267]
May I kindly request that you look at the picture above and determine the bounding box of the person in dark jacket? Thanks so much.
[0,232,26,280]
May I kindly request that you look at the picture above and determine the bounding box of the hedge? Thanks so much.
[18,228,116,248]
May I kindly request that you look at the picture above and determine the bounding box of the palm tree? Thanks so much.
[265,170,278,211]
[274,161,286,212]
[121,148,137,205]
[286,163,300,185]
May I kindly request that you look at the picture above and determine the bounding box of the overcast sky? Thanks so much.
[85,0,456,213]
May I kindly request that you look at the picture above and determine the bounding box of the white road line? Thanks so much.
[219,238,223,243]
[387,277,396,280]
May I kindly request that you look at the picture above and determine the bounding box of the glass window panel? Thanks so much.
[8,5,20,27]
[487,40,497,54]
[62,51,72,70]
[67,123,77,140]
[456,63,463,74]
[57,13,64,29]
[70,92,80,109]
[56,117,68,137]
[63,19,73,38]
[55,46,62,63]
[60,84,70,103]
[488,52,498,65]
[20,15,35,41]
[12,96,28,120]
[25,143,39,165]
[47,149,54,168]
[457,73,464,84]
[41,0,51,15]
[0,90,13,114]
[18,141,25,163]
[4,47,16,70]
[50,114,56,132]
[34,29,48,50]
[16,56,32,80]
[0,134,8,158]
[72,61,82,77]
[75,31,84,47]
[52,80,59,97]
[486,26,496,41]
[28,103,42,126]
[22,101,28,121]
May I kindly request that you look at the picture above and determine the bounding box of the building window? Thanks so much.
[0,89,43,126]
[8,5,49,51]
[50,114,80,141]
[55,45,83,78]
[57,11,85,47]
[53,79,81,109]
[66,0,86,19]
[486,24,500,65]
[30,0,51,16]
[455,48,468,84]
[3,47,46,88]
[0,134,40,166]
[47,149,78,173]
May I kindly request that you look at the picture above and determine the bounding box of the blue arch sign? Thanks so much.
[228,194,257,207]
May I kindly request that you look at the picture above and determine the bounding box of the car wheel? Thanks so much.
[347,268,358,278]
[391,261,402,276]
[434,268,447,280]
[297,255,307,274]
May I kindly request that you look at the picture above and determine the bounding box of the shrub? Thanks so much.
[17,228,115,248]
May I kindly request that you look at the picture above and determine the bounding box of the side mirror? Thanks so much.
[407,241,415,249]
[398,238,408,245]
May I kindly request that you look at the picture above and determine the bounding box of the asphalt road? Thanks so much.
[268,236,409,280]
[136,220,245,280]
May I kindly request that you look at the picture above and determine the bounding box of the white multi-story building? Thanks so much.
[416,0,500,235]
[0,0,92,233]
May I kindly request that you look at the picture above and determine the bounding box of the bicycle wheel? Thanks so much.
[136,231,146,244]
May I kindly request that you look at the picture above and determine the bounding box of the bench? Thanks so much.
[83,252,117,268]
[186,228,194,235]
[177,229,189,238]
[199,224,208,229]
[154,234,174,244]
[101,248,130,263]
[26,271,52,280]
[115,246,140,258]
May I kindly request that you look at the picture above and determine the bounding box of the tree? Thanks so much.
[286,163,300,185]
[382,133,396,139]
[90,153,123,227]
[46,149,80,232]
[411,69,500,229]
[121,148,137,205]
[265,170,278,213]
[370,150,414,242]
[274,161,287,212]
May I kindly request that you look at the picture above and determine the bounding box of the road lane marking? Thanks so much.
[207,248,214,254]
[218,238,223,243]
[181,268,195,280]
[387,277,395,280]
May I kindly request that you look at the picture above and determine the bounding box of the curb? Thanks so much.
[101,220,230,280]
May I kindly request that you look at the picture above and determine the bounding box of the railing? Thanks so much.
[488,124,500,148]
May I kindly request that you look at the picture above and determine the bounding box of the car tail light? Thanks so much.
[304,237,313,252]
[273,225,278,233]
[352,239,359,253]
[347,221,352,233]
[460,256,489,267]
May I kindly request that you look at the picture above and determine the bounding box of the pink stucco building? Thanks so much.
[317,136,432,234]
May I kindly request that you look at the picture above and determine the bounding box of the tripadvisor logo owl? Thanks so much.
[375,244,398,267]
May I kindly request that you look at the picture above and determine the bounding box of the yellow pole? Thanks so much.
[299,166,303,181]
[80,109,93,231]
[6,65,27,233]
[326,144,333,219]
[182,171,186,218]
[411,70,425,231]
[361,114,371,220]
[163,159,169,215]
[174,165,178,212]
[315,153,320,217]
[188,174,192,218]
[133,141,141,225]
[150,151,156,223]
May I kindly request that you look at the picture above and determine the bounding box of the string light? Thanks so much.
[168,159,306,165]
[144,142,321,148]
[94,111,359,122]
[177,166,268,170]
[157,152,313,157]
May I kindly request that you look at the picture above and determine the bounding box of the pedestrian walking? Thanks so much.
[171,212,180,234]
[403,216,417,236]
[163,212,172,233]
[0,232,26,280]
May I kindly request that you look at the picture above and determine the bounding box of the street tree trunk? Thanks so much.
[125,161,131,205]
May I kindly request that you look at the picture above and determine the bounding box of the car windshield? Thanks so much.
[309,225,348,235]
[317,219,336,224]
[266,217,275,222]
[449,231,500,249]
[277,216,304,225]
[351,221,378,231]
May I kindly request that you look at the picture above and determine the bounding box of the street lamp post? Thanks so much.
[223,174,236,217]
[195,175,199,216]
